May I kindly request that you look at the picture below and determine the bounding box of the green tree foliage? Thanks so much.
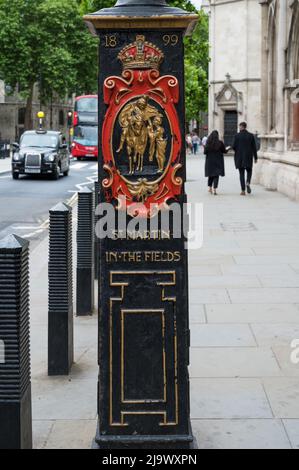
[85,0,209,122]
[87,0,212,125]
[0,0,208,129]
[0,0,97,129]
[184,10,209,123]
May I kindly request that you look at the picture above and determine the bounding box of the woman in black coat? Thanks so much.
[204,130,228,195]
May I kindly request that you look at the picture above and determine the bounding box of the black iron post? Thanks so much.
[0,234,32,449]
[48,202,73,376]
[84,0,198,450]
[77,188,94,316]
[94,181,100,280]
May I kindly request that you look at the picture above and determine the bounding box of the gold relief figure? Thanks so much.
[147,121,156,163]
[132,117,147,172]
[116,95,167,175]
[153,116,167,174]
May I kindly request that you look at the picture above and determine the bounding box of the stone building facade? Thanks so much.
[254,0,299,201]
[0,81,73,142]
[207,0,262,146]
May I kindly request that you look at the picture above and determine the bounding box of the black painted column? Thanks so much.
[77,188,94,316]
[0,234,32,449]
[48,202,73,376]
[84,0,198,449]
[94,181,100,280]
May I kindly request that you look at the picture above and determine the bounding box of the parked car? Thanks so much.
[12,130,70,180]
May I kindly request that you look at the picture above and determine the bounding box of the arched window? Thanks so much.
[59,110,65,126]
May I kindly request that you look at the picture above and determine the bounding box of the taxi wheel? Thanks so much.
[12,172,19,180]
[52,165,60,181]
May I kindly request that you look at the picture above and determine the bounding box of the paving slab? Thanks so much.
[190,348,282,378]
[283,420,299,449]
[272,346,299,377]
[251,324,299,347]
[263,379,299,419]
[190,275,260,289]
[190,379,272,419]
[221,264,297,277]
[259,275,299,288]
[42,420,97,450]
[189,288,231,304]
[228,288,299,304]
[32,378,97,421]
[192,419,291,449]
[234,256,299,265]
[188,255,235,266]
[191,324,256,348]
[33,421,54,450]
[189,304,206,324]
[291,264,299,274]
[206,303,299,324]
[188,265,222,276]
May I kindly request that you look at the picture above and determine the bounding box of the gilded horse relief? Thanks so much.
[116,95,167,176]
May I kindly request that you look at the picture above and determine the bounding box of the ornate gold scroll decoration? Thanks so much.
[171,163,183,186]
[127,178,159,203]
[102,164,114,189]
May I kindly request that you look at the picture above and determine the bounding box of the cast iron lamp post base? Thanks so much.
[84,0,198,451]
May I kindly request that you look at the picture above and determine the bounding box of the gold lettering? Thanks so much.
[163,34,179,47]
[104,35,117,48]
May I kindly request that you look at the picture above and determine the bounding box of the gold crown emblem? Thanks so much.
[118,35,164,71]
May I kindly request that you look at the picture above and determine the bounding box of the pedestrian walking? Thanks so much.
[202,135,208,147]
[191,133,201,155]
[204,130,228,195]
[186,133,192,154]
[232,122,258,196]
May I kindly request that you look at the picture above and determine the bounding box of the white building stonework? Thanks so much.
[207,0,262,146]
[254,0,299,201]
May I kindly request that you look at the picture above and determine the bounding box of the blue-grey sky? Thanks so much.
[192,0,202,8]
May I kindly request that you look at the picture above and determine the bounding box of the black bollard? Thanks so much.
[77,188,94,316]
[48,202,73,376]
[0,234,32,449]
[94,181,100,280]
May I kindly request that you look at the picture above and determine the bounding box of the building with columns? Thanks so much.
[207,0,262,146]
[254,0,299,201]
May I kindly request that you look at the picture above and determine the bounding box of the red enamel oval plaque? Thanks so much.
[102,35,183,217]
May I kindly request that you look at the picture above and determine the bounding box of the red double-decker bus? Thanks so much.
[71,95,98,160]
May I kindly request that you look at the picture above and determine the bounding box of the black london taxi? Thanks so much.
[12,130,70,180]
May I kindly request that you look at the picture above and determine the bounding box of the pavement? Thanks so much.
[27,153,299,449]
[0,156,11,174]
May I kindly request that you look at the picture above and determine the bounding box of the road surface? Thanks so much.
[0,160,98,247]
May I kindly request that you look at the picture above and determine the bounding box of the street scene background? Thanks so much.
[0,0,299,450]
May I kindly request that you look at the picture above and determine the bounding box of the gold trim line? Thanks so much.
[83,15,199,37]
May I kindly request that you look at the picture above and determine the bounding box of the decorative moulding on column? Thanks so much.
[83,0,198,36]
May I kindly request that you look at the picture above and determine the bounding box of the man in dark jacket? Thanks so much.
[232,122,258,195]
